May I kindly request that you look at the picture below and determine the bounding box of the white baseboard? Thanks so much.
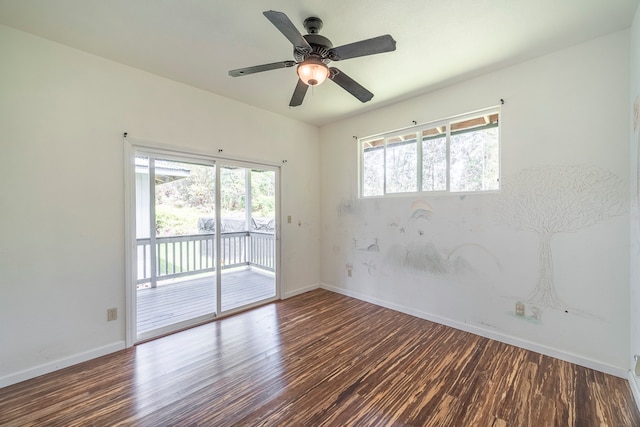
[0,341,126,388]
[283,283,320,299]
[629,371,640,413]
[320,283,627,379]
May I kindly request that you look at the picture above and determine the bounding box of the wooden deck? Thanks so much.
[137,268,275,334]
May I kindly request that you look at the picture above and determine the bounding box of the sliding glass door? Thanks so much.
[131,151,279,342]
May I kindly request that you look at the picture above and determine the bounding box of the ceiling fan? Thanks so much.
[229,10,396,107]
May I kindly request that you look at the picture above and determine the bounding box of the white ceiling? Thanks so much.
[0,0,638,127]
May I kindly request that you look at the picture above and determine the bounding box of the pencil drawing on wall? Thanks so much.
[496,164,625,316]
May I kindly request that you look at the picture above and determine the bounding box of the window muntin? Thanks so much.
[360,108,499,197]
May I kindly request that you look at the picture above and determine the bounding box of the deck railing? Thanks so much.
[137,231,274,286]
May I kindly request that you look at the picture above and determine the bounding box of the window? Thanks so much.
[360,108,500,197]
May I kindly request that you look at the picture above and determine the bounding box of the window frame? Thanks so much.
[358,107,500,198]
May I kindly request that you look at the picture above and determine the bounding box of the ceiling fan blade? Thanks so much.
[289,79,308,107]
[329,68,373,103]
[329,35,396,61]
[229,60,296,77]
[263,10,312,53]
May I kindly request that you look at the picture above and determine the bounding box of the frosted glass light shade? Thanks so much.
[297,58,329,86]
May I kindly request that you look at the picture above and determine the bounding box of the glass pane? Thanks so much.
[137,158,216,336]
[155,161,215,237]
[220,166,246,224]
[249,169,276,303]
[421,128,447,191]
[385,133,418,193]
[362,138,384,197]
[220,166,276,312]
[450,114,499,192]
[250,169,275,232]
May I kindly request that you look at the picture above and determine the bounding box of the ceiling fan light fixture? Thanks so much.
[297,57,329,86]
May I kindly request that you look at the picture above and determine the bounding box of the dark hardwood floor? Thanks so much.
[1,289,638,426]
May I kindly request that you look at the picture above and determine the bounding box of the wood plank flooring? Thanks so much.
[137,268,275,333]
[1,289,639,426]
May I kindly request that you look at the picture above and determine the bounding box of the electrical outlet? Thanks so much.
[287,215,292,224]
[107,308,117,321]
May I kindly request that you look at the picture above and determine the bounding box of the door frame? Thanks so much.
[124,138,281,347]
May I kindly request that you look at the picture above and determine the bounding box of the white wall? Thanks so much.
[320,30,630,375]
[629,3,640,404]
[0,25,321,385]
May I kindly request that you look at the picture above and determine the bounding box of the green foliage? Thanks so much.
[155,204,204,236]
[251,169,275,215]
[386,140,417,193]
[221,167,246,212]
[450,127,499,191]
[153,162,275,236]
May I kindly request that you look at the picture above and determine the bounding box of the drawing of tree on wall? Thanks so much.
[496,164,625,311]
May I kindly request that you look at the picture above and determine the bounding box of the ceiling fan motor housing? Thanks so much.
[295,34,333,63]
